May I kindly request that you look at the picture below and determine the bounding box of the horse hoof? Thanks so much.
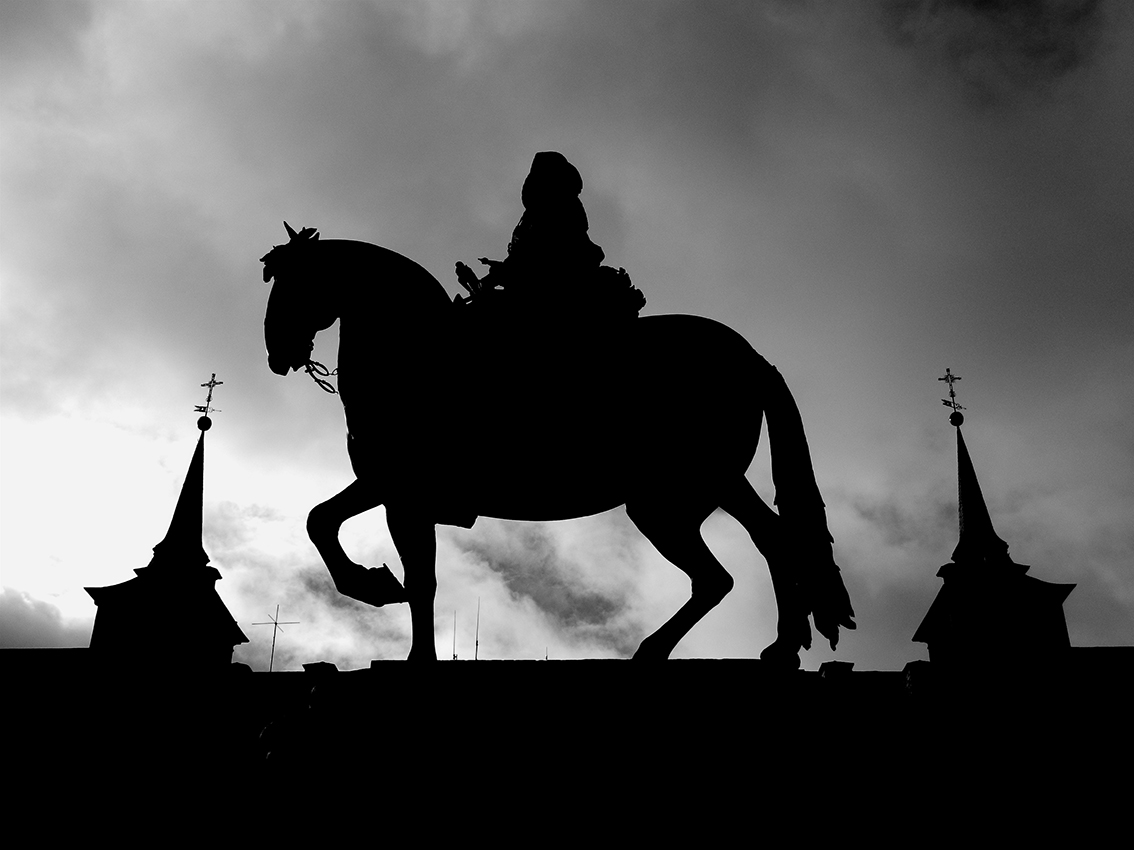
[631,637,671,661]
[366,564,407,606]
[338,564,407,607]
[759,640,801,670]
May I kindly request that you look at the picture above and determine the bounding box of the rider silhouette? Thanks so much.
[456,152,644,320]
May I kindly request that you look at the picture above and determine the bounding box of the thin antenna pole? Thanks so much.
[268,604,279,672]
[252,604,300,672]
[475,597,480,661]
[269,605,277,671]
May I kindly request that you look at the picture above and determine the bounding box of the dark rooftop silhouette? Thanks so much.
[914,373,1074,678]
[84,378,248,671]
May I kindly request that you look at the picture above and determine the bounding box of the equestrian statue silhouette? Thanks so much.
[261,164,854,665]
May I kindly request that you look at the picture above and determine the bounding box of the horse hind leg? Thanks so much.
[716,475,810,669]
[626,499,735,660]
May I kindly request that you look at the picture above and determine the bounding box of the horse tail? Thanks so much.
[760,359,856,650]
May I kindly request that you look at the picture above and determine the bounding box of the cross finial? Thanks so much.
[939,368,965,425]
[194,373,223,430]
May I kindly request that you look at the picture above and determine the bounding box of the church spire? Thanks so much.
[139,375,222,573]
[951,427,1011,566]
[85,374,249,667]
[938,369,1011,567]
[913,369,1075,667]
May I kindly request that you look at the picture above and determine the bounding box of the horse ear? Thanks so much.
[284,221,297,239]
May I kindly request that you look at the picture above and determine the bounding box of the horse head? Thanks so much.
[262,222,338,376]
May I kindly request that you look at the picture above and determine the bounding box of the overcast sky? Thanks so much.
[2,0,1132,671]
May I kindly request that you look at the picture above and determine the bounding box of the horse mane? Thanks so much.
[262,227,452,312]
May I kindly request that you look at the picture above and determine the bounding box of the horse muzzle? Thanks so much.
[266,333,315,375]
[267,350,304,376]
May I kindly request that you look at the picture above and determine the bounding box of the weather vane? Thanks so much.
[939,368,965,426]
[195,373,222,431]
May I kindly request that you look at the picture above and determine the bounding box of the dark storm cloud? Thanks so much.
[515,0,818,202]
[204,501,285,552]
[460,525,622,627]
[455,523,642,655]
[852,489,957,552]
[298,564,389,621]
[541,3,788,138]
[880,0,1108,104]
[202,502,411,668]
[0,0,94,86]
[0,588,92,648]
[294,566,408,644]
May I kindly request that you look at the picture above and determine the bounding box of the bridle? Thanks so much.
[264,224,340,395]
[304,359,338,394]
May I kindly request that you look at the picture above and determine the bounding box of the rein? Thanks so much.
[305,359,338,394]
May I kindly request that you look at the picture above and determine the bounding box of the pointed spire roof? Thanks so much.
[913,370,1075,657]
[936,368,1012,570]
[136,375,222,575]
[142,428,211,572]
[84,376,249,662]
[950,427,1011,567]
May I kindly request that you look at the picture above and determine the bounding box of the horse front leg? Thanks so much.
[386,504,438,661]
[307,479,407,607]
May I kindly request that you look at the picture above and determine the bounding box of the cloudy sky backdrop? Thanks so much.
[2,0,1132,671]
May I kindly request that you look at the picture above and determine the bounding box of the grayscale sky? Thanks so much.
[2,0,1132,671]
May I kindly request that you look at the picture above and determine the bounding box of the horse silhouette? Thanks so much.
[262,223,855,663]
